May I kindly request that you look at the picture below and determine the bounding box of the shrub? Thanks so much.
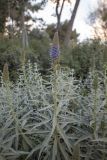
[0,32,50,81]
[0,61,107,160]
[61,39,107,78]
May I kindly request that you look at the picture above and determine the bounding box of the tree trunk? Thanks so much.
[21,11,29,49]
[64,0,80,46]
[20,1,29,49]
[56,0,65,32]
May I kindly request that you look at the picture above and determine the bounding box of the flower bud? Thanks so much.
[3,63,9,83]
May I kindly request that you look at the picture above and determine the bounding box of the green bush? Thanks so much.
[0,31,50,81]
[61,39,107,78]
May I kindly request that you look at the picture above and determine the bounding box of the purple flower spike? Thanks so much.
[50,32,60,60]
[50,45,60,60]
